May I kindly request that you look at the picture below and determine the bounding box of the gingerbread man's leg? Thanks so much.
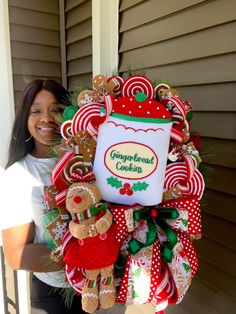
[82,269,100,313]
[99,265,116,309]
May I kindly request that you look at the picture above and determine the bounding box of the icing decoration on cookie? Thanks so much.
[77,89,97,107]
[162,186,183,201]
[54,138,74,157]
[92,74,107,90]
[74,131,96,162]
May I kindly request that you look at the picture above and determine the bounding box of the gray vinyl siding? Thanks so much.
[8,0,62,107]
[119,0,236,313]
[5,1,61,312]
[65,0,92,92]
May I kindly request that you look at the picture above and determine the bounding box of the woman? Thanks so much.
[1,79,126,314]
[1,79,86,313]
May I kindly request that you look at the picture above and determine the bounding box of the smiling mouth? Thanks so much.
[38,125,59,133]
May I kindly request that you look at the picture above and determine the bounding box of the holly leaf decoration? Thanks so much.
[182,219,188,227]
[132,182,149,192]
[107,176,122,189]
[132,289,139,299]
[133,268,142,278]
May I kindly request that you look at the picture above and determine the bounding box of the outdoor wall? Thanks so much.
[119,0,236,313]
[8,0,62,107]
[65,0,92,91]
[3,1,62,313]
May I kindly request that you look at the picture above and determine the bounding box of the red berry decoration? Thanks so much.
[119,188,126,195]
[150,208,158,218]
[124,183,131,189]
[127,189,133,196]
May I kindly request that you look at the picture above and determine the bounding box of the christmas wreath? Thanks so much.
[43,74,205,314]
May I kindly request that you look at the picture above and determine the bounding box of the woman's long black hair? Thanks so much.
[6,79,71,169]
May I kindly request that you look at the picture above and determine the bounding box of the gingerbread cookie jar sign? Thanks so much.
[93,76,173,206]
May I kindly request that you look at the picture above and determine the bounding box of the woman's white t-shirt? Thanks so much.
[0,154,68,287]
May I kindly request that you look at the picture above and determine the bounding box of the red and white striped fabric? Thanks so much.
[51,152,74,190]
[182,155,197,182]
[170,127,185,143]
[162,97,186,121]
[62,230,85,293]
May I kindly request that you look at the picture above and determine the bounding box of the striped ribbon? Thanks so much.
[182,155,197,182]
[101,275,113,285]
[51,152,74,192]
[162,97,186,120]
[170,127,185,143]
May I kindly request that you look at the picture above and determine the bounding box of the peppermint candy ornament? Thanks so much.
[164,162,205,200]
[121,75,154,99]
[61,120,72,140]
[71,103,101,137]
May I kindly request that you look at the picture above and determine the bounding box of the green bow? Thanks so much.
[127,207,179,263]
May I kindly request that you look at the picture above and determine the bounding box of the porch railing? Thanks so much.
[0,246,30,314]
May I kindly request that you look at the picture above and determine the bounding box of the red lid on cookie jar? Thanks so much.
[106,75,172,122]
[112,94,172,122]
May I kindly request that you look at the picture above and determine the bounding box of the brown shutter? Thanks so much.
[119,0,236,313]
[8,0,62,107]
[65,0,92,92]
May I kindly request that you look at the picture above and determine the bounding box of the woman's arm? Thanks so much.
[2,222,63,272]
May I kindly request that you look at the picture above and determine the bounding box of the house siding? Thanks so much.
[4,1,61,312]
[65,0,92,91]
[8,0,62,108]
[119,0,236,313]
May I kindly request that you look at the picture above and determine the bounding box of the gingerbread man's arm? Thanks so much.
[69,220,89,239]
[95,210,113,235]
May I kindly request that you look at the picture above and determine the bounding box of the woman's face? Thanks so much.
[28,90,63,157]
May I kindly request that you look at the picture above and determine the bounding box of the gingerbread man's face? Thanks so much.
[66,182,101,214]
[92,75,107,90]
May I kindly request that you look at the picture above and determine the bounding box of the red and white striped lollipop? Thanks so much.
[71,95,113,138]
[164,162,205,200]
[63,156,85,183]
[121,75,154,99]
[61,120,72,140]
[71,103,101,137]
[154,83,170,98]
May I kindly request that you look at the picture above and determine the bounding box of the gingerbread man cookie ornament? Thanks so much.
[63,181,119,313]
